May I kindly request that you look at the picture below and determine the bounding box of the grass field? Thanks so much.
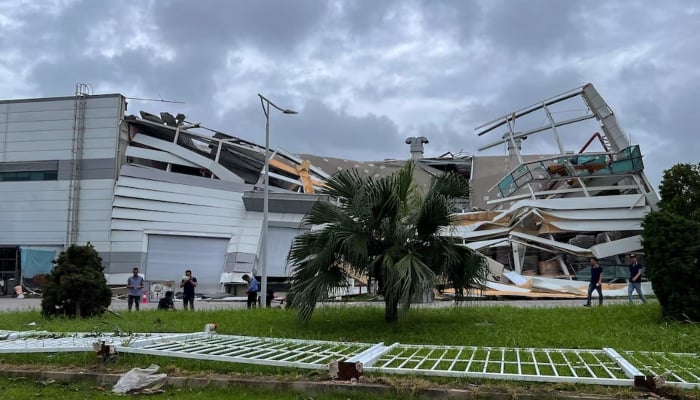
[0,376,410,400]
[1,301,697,352]
[0,301,698,399]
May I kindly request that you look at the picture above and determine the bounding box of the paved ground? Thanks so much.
[0,295,634,313]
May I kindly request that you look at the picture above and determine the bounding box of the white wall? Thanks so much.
[109,170,304,274]
[0,95,123,251]
[0,96,122,162]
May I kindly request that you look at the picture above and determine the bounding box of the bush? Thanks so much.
[642,211,700,321]
[41,243,112,318]
[642,163,700,322]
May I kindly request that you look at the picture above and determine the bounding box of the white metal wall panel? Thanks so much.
[0,181,69,244]
[117,176,247,201]
[113,197,257,220]
[6,106,119,123]
[114,186,242,208]
[112,209,246,227]
[5,118,118,136]
[5,148,116,162]
[267,227,306,277]
[3,97,121,113]
[7,128,119,143]
[111,220,236,234]
[146,235,228,293]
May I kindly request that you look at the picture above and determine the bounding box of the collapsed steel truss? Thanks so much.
[0,330,697,389]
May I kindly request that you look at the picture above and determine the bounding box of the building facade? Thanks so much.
[0,93,324,295]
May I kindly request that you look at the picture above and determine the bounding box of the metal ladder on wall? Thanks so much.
[65,83,91,246]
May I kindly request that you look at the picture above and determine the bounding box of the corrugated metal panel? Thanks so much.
[110,230,146,242]
[6,148,116,162]
[131,134,243,183]
[5,117,118,134]
[3,96,121,113]
[114,186,242,208]
[113,197,257,221]
[7,128,119,142]
[112,208,246,227]
[111,220,236,234]
[538,207,650,220]
[6,107,119,123]
[125,146,199,168]
[547,220,641,232]
[117,175,249,201]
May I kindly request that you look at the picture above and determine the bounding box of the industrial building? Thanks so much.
[0,84,660,299]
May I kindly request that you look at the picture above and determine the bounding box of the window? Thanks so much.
[0,170,58,182]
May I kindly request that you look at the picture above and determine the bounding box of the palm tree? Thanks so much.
[286,162,487,323]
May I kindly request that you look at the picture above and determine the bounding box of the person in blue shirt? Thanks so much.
[584,257,603,307]
[628,254,647,303]
[242,274,259,309]
[126,267,144,311]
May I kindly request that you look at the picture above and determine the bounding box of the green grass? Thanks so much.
[0,376,410,400]
[1,302,697,352]
[0,302,698,399]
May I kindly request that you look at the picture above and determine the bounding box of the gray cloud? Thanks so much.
[0,0,697,190]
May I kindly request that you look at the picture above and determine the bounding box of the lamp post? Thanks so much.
[257,94,297,307]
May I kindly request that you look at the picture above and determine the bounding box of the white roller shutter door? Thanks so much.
[146,235,228,294]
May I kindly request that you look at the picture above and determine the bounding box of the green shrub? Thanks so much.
[41,243,112,318]
[642,211,700,321]
[642,163,700,322]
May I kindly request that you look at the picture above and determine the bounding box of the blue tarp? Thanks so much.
[20,248,57,279]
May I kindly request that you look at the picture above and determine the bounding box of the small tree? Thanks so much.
[41,243,112,318]
[642,163,700,322]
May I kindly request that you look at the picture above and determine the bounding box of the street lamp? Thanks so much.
[257,93,297,307]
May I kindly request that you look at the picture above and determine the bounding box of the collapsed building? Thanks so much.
[0,83,657,299]
[447,84,658,297]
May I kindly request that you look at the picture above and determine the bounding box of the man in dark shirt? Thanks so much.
[180,269,198,310]
[584,257,603,307]
[628,254,647,303]
[157,290,176,310]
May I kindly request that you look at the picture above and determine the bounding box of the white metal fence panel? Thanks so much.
[365,344,633,386]
[0,330,697,390]
[121,333,374,370]
[622,351,700,390]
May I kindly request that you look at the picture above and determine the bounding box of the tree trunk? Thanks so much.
[75,299,81,318]
[384,296,399,323]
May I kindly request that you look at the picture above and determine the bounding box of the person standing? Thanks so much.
[584,257,603,307]
[628,254,647,303]
[242,274,259,309]
[126,267,144,311]
[180,269,198,310]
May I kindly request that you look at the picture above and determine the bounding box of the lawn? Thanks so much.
[1,301,697,352]
[0,301,698,399]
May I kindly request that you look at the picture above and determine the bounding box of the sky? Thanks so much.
[0,0,698,190]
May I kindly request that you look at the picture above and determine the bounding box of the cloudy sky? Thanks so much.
[1,0,698,189]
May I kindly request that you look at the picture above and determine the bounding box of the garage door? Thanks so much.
[145,235,228,294]
[267,227,307,278]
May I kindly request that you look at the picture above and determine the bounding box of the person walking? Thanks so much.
[628,254,647,303]
[126,267,144,311]
[584,257,603,307]
[180,269,198,310]
[242,274,259,309]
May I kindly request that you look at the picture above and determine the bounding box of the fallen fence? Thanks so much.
[0,330,697,390]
